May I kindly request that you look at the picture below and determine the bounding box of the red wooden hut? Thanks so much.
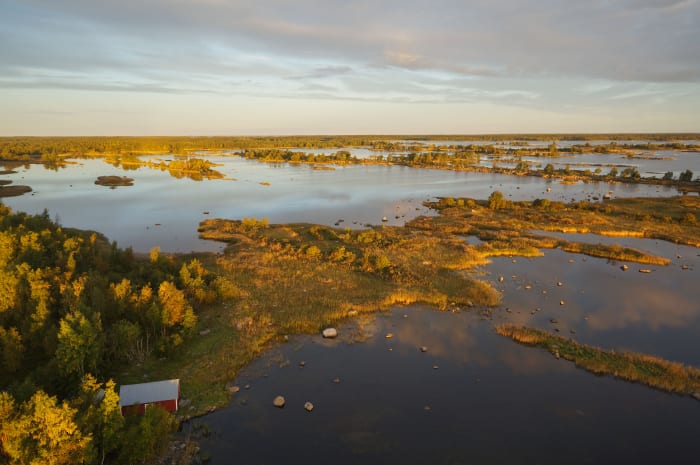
[119,379,180,416]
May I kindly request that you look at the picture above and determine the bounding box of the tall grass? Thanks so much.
[497,325,700,395]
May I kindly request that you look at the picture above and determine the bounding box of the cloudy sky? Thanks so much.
[1,0,699,135]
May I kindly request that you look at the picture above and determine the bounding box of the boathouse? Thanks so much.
[119,379,180,415]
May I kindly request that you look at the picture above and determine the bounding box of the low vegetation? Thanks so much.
[417,194,700,258]
[496,325,700,395]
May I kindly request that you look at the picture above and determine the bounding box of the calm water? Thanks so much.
[0,156,684,253]
[197,304,699,465]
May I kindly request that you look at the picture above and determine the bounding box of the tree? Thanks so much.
[158,281,189,328]
[663,171,674,181]
[0,327,24,374]
[543,163,555,176]
[56,310,103,378]
[0,269,18,314]
[116,406,176,465]
[488,191,508,210]
[74,375,125,465]
[679,169,693,182]
[0,391,91,465]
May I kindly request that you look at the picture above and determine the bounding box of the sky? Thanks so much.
[1,0,699,135]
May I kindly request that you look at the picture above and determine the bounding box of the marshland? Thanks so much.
[1,135,699,464]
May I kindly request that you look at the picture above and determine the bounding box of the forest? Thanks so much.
[0,203,228,464]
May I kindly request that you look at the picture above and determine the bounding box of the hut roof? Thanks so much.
[119,379,179,407]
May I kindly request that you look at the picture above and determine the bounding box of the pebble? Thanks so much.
[333,377,341,384]
[228,385,240,394]
[244,384,251,390]
[304,402,314,412]
[559,300,565,305]
[299,361,306,367]
[557,281,563,287]
[433,365,439,370]
[273,396,286,408]
[420,346,428,353]
[385,333,394,339]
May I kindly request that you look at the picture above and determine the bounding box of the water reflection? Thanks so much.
[196,306,700,465]
[485,247,700,364]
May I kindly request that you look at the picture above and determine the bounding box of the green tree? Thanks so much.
[56,310,103,378]
[543,163,555,176]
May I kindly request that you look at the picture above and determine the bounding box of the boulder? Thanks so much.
[273,396,286,408]
[304,402,314,412]
[322,328,338,338]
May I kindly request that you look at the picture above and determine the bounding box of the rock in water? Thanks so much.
[304,402,314,412]
[419,346,428,353]
[273,396,286,408]
[322,328,338,338]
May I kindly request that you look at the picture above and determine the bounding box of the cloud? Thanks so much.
[1,0,699,134]
[6,0,699,85]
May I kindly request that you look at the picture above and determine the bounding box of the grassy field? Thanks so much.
[497,324,700,395]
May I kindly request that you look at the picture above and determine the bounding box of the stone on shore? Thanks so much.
[322,328,338,338]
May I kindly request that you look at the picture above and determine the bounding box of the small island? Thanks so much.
[95,175,135,187]
[0,180,32,197]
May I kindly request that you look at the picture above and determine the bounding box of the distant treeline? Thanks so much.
[1,134,699,161]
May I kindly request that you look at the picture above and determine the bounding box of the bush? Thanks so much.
[488,191,508,210]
